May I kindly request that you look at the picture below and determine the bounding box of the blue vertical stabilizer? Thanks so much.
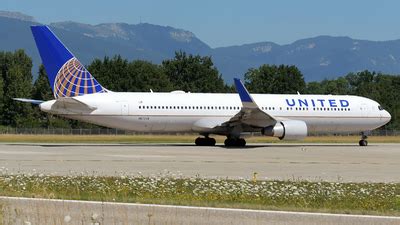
[31,26,107,98]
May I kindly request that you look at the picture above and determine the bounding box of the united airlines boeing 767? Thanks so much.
[15,26,391,147]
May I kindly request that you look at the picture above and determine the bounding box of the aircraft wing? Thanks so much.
[192,80,276,133]
[222,79,276,128]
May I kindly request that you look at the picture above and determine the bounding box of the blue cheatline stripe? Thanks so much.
[234,78,253,103]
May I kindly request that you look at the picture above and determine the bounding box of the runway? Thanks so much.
[0,143,399,182]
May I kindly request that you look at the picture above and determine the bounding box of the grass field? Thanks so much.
[0,134,399,143]
[0,172,399,216]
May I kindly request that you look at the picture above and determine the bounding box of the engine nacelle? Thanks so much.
[262,120,308,140]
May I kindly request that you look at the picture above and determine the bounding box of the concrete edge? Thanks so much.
[0,196,399,219]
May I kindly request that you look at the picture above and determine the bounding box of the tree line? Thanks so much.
[0,50,399,130]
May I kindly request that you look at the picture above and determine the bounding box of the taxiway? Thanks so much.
[0,143,399,182]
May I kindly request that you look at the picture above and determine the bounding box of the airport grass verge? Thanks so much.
[0,134,399,144]
[0,171,399,216]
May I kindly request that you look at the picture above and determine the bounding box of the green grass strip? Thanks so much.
[0,172,399,216]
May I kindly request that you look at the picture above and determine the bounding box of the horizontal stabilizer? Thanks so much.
[13,98,44,105]
[54,97,97,110]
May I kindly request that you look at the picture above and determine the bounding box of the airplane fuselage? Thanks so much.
[39,92,391,134]
[25,25,392,146]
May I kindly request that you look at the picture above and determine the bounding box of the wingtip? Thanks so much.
[233,78,241,83]
[234,78,253,103]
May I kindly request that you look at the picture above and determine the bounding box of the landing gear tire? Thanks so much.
[224,138,234,147]
[237,138,246,147]
[195,137,216,146]
[224,138,246,147]
[359,132,368,146]
[359,140,368,146]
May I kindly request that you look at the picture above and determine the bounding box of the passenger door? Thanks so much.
[121,102,129,115]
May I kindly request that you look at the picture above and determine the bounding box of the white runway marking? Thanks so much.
[1,196,399,225]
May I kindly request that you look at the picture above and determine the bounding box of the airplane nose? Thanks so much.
[383,110,391,124]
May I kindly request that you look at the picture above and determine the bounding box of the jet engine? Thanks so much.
[262,120,308,140]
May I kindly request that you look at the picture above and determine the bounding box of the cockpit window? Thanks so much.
[378,105,384,111]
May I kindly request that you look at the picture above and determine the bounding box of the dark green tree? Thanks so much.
[88,55,129,92]
[162,51,228,92]
[0,50,35,127]
[32,65,53,101]
[30,65,71,128]
[305,81,325,94]
[345,71,377,97]
[0,72,3,123]
[88,56,173,92]
[127,60,173,92]
[244,64,305,94]
[316,77,350,95]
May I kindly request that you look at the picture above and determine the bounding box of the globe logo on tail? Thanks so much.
[54,57,107,98]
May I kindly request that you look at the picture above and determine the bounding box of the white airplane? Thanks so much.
[15,26,391,147]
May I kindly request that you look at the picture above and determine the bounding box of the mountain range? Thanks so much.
[1,11,400,82]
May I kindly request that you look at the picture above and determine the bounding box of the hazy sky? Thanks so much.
[3,0,400,47]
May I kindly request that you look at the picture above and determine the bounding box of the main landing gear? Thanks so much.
[195,136,216,146]
[194,136,247,147]
[224,137,246,147]
[359,132,368,146]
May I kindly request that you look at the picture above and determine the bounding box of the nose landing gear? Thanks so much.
[359,132,368,146]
